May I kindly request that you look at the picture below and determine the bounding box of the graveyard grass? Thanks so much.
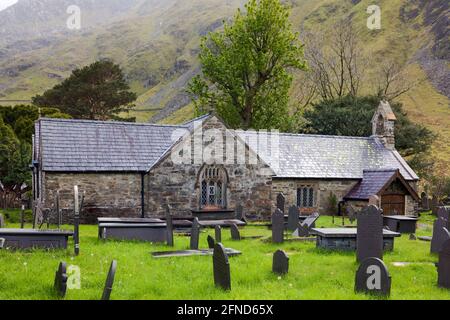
[0,211,449,300]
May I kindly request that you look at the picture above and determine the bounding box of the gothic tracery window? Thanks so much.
[199,165,227,209]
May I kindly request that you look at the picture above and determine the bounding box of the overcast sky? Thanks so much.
[0,0,18,11]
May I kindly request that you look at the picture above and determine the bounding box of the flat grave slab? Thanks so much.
[383,215,418,234]
[0,228,74,250]
[98,223,167,243]
[151,248,242,258]
[311,228,400,251]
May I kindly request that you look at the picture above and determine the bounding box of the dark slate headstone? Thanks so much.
[438,239,450,289]
[437,206,450,221]
[287,206,299,232]
[355,257,391,297]
[215,225,222,243]
[165,205,174,247]
[431,196,438,215]
[54,262,68,298]
[190,218,200,250]
[421,192,429,210]
[276,193,285,213]
[207,235,215,249]
[0,214,4,228]
[272,209,284,243]
[294,212,320,237]
[431,218,450,253]
[272,250,289,275]
[230,224,241,241]
[356,205,383,262]
[101,260,117,300]
[213,243,231,290]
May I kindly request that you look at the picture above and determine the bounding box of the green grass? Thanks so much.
[0,211,448,300]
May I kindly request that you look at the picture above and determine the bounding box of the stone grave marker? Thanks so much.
[54,262,68,298]
[421,192,429,210]
[287,206,299,232]
[235,204,246,223]
[55,190,61,229]
[73,186,81,256]
[347,205,357,224]
[276,193,285,213]
[207,235,215,249]
[190,217,200,250]
[101,260,117,300]
[272,250,289,275]
[213,243,231,290]
[437,239,450,289]
[431,218,450,253]
[355,257,391,297]
[215,225,222,243]
[356,205,383,262]
[20,205,25,229]
[294,212,320,237]
[431,196,438,215]
[165,205,174,247]
[230,224,241,241]
[272,209,284,243]
[0,214,4,228]
[0,238,5,249]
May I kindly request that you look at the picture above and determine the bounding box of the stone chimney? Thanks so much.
[371,100,397,150]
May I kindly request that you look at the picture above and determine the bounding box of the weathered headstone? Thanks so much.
[101,260,117,300]
[207,235,215,249]
[276,193,285,213]
[165,205,174,247]
[230,224,241,241]
[355,257,391,297]
[213,243,231,290]
[272,250,289,275]
[272,209,284,243]
[431,218,450,253]
[356,205,383,262]
[287,206,299,232]
[54,262,68,298]
[421,192,429,210]
[215,225,222,243]
[294,212,320,237]
[235,204,246,222]
[437,239,450,289]
[190,217,200,250]
[0,213,4,228]
[431,196,438,215]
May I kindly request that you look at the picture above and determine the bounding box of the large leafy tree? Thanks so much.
[32,60,137,121]
[188,0,306,130]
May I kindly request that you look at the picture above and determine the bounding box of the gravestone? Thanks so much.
[215,225,222,243]
[431,218,450,253]
[431,196,438,215]
[356,205,383,262]
[207,235,215,249]
[20,205,25,229]
[294,212,320,237]
[276,193,285,213]
[235,205,246,222]
[213,243,231,290]
[165,205,174,247]
[272,250,289,275]
[73,186,81,256]
[190,218,200,250]
[437,206,450,221]
[54,262,68,298]
[0,238,5,249]
[101,260,117,300]
[346,205,357,224]
[355,257,391,297]
[287,206,299,232]
[272,209,284,243]
[55,191,61,229]
[437,239,450,289]
[0,214,4,228]
[421,192,429,210]
[230,224,241,241]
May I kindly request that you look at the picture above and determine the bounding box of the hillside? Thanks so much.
[0,0,448,173]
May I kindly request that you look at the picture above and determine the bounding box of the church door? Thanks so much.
[381,194,405,215]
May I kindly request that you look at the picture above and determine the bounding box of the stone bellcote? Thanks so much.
[372,100,397,150]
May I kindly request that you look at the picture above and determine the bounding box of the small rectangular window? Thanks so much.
[297,186,315,208]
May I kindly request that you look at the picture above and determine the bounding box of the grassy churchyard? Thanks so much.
[0,210,449,300]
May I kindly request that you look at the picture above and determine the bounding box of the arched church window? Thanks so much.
[199,165,227,209]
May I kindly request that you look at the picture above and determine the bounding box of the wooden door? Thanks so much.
[381,195,405,215]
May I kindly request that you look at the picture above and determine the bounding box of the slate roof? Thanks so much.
[344,169,398,200]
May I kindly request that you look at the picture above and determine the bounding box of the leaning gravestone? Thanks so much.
[213,243,231,290]
[276,193,285,213]
[431,218,450,253]
[190,218,200,250]
[0,214,4,228]
[294,212,320,237]
[230,224,241,241]
[287,206,299,232]
[215,225,222,243]
[421,192,429,211]
[431,196,438,215]
[101,260,117,300]
[272,250,289,275]
[272,209,284,243]
[355,257,391,297]
[54,262,68,298]
[165,205,174,247]
[207,235,215,249]
[357,205,383,262]
[437,239,450,289]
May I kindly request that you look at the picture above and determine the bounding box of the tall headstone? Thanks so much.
[287,206,299,232]
[276,193,285,213]
[54,262,68,298]
[0,213,4,228]
[421,192,429,210]
[56,190,61,229]
[272,250,289,275]
[438,239,450,289]
[431,218,450,253]
[20,204,25,229]
[431,196,438,215]
[235,204,246,222]
[355,257,391,297]
[74,186,80,256]
[101,260,117,300]
[165,205,174,247]
[272,209,284,243]
[213,243,231,290]
[215,225,222,243]
[356,205,383,262]
[190,217,200,250]
[230,224,241,241]
[207,235,215,249]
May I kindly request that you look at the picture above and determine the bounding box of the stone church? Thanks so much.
[32,101,420,223]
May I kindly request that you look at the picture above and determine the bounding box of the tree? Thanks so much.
[188,0,306,130]
[32,60,137,121]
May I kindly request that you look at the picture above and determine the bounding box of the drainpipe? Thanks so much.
[141,173,145,218]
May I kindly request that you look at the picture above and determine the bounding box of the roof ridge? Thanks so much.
[38,117,187,129]
[236,130,372,140]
